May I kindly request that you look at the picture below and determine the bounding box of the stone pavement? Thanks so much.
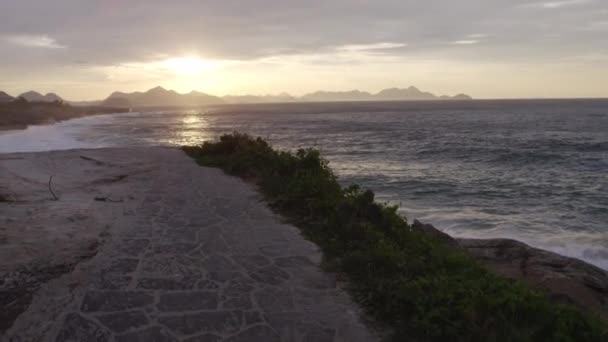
[3,148,378,342]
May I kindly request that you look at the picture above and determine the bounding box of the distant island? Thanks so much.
[0,86,472,109]
[0,86,472,129]
[100,86,471,107]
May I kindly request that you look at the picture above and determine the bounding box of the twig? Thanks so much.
[48,176,58,201]
[80,155,111,166]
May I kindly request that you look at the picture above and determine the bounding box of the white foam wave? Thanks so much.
[0,114,120,153]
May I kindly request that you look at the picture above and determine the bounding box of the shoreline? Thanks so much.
[0,102,130,132]
[1,147,606,338]
[1,147,606,272]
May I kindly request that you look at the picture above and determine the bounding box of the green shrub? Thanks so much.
[183,133,608,342]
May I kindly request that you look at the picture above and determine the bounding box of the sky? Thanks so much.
[1,0,607,100]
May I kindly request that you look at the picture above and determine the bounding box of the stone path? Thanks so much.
[3,148,377,342]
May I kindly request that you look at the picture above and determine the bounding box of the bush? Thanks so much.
[183,133,608,342]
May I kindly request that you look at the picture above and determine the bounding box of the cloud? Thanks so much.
[337,42,407,52]
[451,40,480,45]
[523,0,592,9]
[0,0,606,99]
[467,34,489,39]
[3,34,66,49]
[579,21,608,31]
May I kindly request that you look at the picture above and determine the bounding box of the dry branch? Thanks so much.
[48,176,58,201]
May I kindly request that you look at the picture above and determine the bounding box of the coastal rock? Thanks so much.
[412,220,608,319]
[411,220,459,247]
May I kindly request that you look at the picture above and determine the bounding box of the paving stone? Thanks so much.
[222,295,253,310]
[249,265,290,285]
[183,333,222,342]
[207,271,242,283]
[197,279,221,290]
[189,216,224,228]
[165,228,198,243]
[244,311,264,325]
[265,313,335,342]
[96,273,132,290]
[107,258,140,273]
[115,326,178,342]
[96,310,149,333]
[81,291,154,312]
[55,313,110,342]
[140,255,203,279]
[254,288,294,312]
[149,242,199,255]
[224,325,281,342]
[137,277,197,290]
[201,254,238,272]
[233,255,271,270]
[5,149,376,341]
[117,239,150,256]
[223,277,255,297]
[157,291,218,311]
[259,244,290,257]
[274,256,315,268]
[159,311,243,335]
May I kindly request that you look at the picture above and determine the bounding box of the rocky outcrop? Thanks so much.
[411,220,608,319]
[0,91,14,103]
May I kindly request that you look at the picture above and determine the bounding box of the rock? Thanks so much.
[411,220,608,319]
[411,219,459,247]
[458,237,608,319]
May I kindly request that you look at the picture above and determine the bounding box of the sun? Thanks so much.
[161,56,221,75]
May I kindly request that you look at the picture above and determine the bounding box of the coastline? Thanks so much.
[1,146,606,339]
[0,103,130,132]
[411,220,608,320]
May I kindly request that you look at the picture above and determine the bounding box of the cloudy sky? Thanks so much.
[1,0,607,100]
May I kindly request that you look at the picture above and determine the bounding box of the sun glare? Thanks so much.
[161,57,221,75]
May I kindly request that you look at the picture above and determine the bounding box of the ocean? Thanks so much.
[1,99,607,270]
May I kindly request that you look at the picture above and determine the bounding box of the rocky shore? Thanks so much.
[1,147,606,340]
[412,220,608,320]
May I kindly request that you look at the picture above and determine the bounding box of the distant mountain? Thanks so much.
[301,87,471,102]
[18,91,63,103]
[301,90,375,102]
[12,86,471,107]
[68,100,102,107]
[103,86,223,107]
[0,91,14,103]
[375,87,436,100]
[223,93,296,104]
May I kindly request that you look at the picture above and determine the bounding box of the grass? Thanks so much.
[183,132,608,342]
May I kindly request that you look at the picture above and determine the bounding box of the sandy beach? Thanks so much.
[0,147,377,341]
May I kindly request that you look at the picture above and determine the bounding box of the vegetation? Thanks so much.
[0,98,129,130]
[183,133,608,342]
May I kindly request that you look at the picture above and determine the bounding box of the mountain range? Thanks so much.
[100,86,471,107]
[0,86,472,107]
[18,91,63,103]
[0,91,14,103]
